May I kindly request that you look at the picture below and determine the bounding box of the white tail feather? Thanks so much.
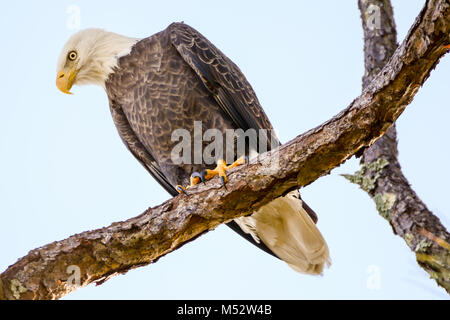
[235,194,331,275]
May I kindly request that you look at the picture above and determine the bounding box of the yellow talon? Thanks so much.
[176,185,187,194]
[178,157,248,193]
[203,156,248,187]
[176,172,204,194]
[190,175,200,186]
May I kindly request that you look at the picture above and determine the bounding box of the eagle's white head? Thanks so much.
[56,28,139,94]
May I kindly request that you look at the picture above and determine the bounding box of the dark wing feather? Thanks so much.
[109,100,178,197]
[169,23,281,258]
[107,24,279,259]
[169,23,280,148]
[111,93,276,257]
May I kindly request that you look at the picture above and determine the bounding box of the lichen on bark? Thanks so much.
[355,0,450,293]
[342,158,389,192]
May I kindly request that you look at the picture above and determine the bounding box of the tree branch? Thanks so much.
[344,0,450,293]
[1,0,449,300]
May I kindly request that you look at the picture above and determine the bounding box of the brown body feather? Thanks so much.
[105,23,276,187]
[104,23,329,270]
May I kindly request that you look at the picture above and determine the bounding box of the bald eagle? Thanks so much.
[56,22,330,274]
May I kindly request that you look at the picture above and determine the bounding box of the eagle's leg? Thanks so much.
[203,156,248,187]
[176,172,204,194]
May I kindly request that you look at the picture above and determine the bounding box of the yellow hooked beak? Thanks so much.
[56,67,78,94]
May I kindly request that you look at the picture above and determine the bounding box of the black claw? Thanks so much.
[191,171,205,184]
[200,169,208,184]
[221,176,227,190]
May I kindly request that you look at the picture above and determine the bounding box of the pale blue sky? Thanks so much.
[0,1,449,299]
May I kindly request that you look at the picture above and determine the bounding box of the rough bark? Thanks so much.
[343,0,450,293]
[0,0,449,300]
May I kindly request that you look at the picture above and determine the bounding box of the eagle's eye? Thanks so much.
[68,51,77,61]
